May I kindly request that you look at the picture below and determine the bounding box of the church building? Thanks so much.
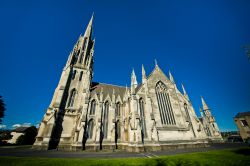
[33,15,222,151]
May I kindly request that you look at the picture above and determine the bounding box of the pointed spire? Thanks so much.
[131,68,138,87]
[199,107,204,117]
[154,59,158,67]
[201,96,209,110]
[131,68,138,95]
[181,84,186,94]
[142,64,146,79]
[181,84,190,101]
[169,71,175,83]
[83,14,94,37]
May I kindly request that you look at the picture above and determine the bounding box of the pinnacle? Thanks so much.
[201,96,209,110]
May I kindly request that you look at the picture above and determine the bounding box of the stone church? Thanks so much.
[33,15,222,151]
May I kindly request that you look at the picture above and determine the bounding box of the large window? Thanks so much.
[103,101,109,139]
[72,70,77,80]
[88,119,94,139]
[68,89,77,107]
[155,81,176,125]
[115,102,121,117]
[139,98,147,138]
[116,120,121,139]
[89,100,96,115]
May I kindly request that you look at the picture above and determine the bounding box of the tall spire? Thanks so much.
[181,84,190,101]
[83,13,94,38]
[201,96,209,110]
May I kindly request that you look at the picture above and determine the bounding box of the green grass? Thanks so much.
[0,148,250,166]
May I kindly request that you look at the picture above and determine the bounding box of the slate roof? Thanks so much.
[90,82,127,101]
[234,111,250,118]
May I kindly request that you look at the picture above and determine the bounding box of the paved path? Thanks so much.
[0,143,248,159]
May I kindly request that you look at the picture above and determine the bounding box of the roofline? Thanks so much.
[92,82,127,89]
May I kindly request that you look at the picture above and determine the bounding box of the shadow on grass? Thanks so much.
[233,148,250,156]
[152,158,204,166]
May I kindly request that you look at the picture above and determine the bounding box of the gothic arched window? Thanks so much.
[82,37,87,51]
[68,89,77,107]
[184,103,190,122]
[79,71,83,81]
[90,100,96,115]
[116,120,121,139]
[139,98,147,138]
[103,101,109,139]
[88,119,94,139]
[115,102,121,117]
[72,70,77,80]
[155,81,176,125]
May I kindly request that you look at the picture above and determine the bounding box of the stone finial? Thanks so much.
[169,71,175,84]
[181,84,190,101]
[142,64,146,79]
[131,68,138,87]
[154,59,158,67]
[201,96,209,110]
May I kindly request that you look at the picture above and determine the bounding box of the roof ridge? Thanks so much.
[98,82,127,88]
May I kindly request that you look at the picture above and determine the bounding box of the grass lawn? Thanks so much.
[0,148,250,166]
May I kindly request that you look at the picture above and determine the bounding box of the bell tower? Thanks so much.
[33,15,95,150]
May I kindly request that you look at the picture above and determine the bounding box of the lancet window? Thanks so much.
[68,89,77,107]
[89,100,96,115]
[139,98,147,138]
[88,119,94,139]
[103,101,109,139]
[115,102,121,117]
[155,81,176,125]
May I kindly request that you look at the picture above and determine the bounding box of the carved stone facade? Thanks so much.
[33,15,222,152]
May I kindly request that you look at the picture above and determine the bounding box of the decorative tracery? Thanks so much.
[155,81,176,125]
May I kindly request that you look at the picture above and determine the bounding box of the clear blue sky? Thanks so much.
[0,0,249,131]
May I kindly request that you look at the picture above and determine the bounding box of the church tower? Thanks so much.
[33,15,95,150]
[200,97,222,141]
[33,15,223,152]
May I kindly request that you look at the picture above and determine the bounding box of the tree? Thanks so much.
[0,96,6,124]
[0,130,12,141]
[16,135,25,145]
[16,126,38,145]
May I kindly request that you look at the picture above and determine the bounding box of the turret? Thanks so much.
[169,71,175,84]
[131,69,138,94]
[201,96,211,117]
[181,84,190,101]
[169,71,178,90]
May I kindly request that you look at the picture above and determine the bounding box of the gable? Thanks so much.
[146,66,174,91]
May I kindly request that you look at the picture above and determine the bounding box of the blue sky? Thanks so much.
[0,0,249,131]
